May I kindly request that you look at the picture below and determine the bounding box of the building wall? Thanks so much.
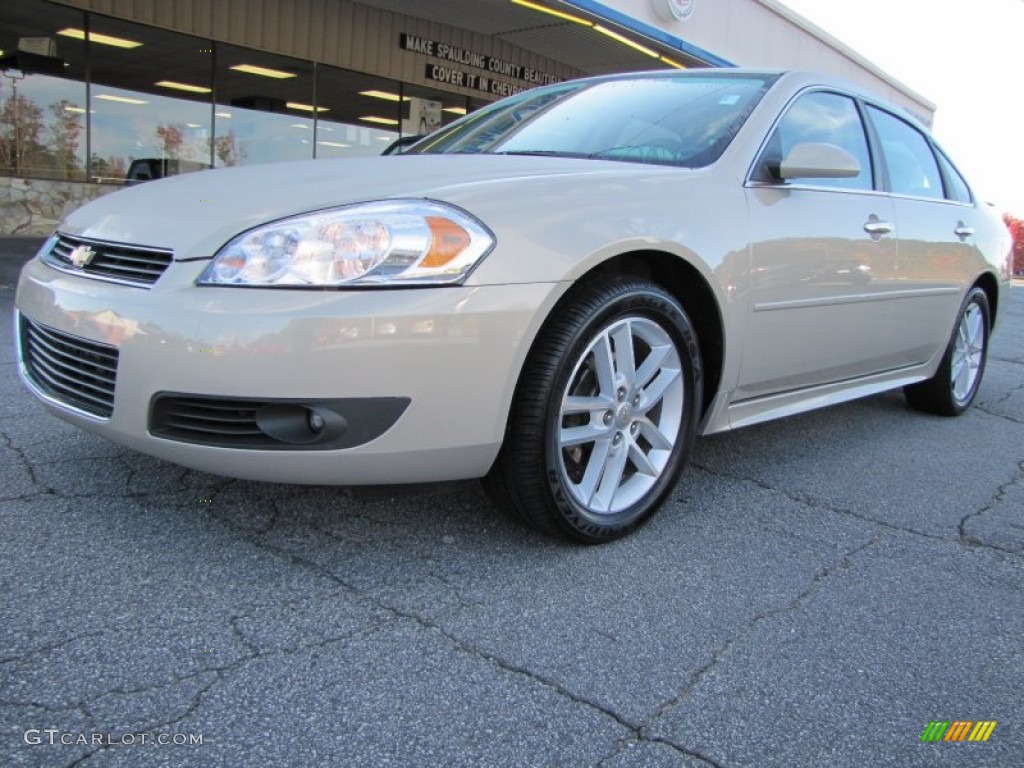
[592,0,935,123]
[0,177,118,235]
[54,0,582,100]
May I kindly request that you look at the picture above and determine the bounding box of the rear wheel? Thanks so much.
[485,276,702,543]
[904,286,990,416]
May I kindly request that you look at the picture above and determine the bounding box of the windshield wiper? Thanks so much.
[492,150,592,159]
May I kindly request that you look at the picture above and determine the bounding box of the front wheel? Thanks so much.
[485,277,702,543]
[904,286,990,416]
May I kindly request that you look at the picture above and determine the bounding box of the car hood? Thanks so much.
[60,155,676,258]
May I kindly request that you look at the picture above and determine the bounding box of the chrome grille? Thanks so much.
[44,234,173,287]
[19,317,119,418]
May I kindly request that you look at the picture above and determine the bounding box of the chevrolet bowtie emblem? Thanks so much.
[69,244,95,268]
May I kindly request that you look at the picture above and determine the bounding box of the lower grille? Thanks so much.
[150,394,410,450]
[150,396,271,447]
[20,317,119,418]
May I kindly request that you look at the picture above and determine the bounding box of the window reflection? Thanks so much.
[0,1,86,180]
[215,45,314,166]
[314,67,401,159]
[90,86,212,182]
[401,83,470,137]
[86,15,212,182]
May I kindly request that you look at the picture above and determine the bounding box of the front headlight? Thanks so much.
[198,200,494,287]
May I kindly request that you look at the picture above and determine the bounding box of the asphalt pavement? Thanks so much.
[1,237,1022,767]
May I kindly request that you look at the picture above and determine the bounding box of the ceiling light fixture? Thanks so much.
[215,112,232,118]
[593,25,659,57]
[229,64,297,79]
[95,93,148,105]
[286,102,329,113]
[317,141,351,148]
[443,106,468,115]
[510,0,591,25]
[511,1,677,68]
[155,80,212,94]
[57,28,142,49]
[359,90,409,102]
[359,116,400,126]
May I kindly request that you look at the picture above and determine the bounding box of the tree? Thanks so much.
[155,123,185,160]
[0,86,46,176]
[211,130,246,167]
[1004,214,1024,276]
[48,100,83,180]
[89,153,127,181]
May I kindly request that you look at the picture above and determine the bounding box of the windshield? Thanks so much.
[411,73,778,168]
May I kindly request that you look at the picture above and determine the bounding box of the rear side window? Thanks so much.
[867,106,943,200]
[759,91,873,190]
[936,149,973,204]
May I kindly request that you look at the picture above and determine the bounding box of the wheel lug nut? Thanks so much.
[630,422,638,434]
[632,394,641,407]
[617,387,626,401]
[613,433,622,445]
[603,411,613,425]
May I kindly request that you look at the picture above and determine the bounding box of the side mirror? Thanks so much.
[776,142,861,180]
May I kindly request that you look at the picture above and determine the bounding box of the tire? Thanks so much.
[904,286,990,416]
[485,276,702,543]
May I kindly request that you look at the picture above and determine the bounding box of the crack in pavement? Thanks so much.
[615,533,884,767]
[191,513,812,768]
[0,631,104,667]
[54,614,395,766]
[690,463,1022,560]
[597,735,727,768]
[975,404,1024,426]
[0,429,58,499]
[958,459,1024,555]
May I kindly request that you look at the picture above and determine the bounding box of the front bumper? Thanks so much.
[15,256,565,484]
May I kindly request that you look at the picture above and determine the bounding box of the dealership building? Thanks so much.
[0,0,934,235]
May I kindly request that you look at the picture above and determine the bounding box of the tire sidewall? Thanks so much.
[541,283,701,541]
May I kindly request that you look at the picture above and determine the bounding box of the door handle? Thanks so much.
[954,222,975,239]
[863,218,893,237]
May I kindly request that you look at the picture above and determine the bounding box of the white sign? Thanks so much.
[652,0,696,22]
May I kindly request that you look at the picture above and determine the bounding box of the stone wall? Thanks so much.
[0,177,120,236]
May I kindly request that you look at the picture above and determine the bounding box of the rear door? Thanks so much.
[863,105,983,362]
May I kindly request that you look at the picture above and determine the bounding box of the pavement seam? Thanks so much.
[625,533,882,765]
[0,429,58,500]
[958,459,1024,554]
[173,513,649,753]
[691,462,1022,560]
[975,404,1024,425]
[52,616,396,766]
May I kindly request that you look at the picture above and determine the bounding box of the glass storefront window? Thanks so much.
[401,83,470,138]
[314,66,401,159]
[85,16,213,183]
[1,0,497,183]
[0,0,87,180]
[215,45,315,167]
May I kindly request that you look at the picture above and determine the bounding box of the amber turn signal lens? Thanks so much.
[423,216,471,268]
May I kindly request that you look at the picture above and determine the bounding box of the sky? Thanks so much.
[778,0,1024,217]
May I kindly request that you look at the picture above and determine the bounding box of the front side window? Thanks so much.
[867,106,943,200]
[413,73,778,168]
[758,91,873,191]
